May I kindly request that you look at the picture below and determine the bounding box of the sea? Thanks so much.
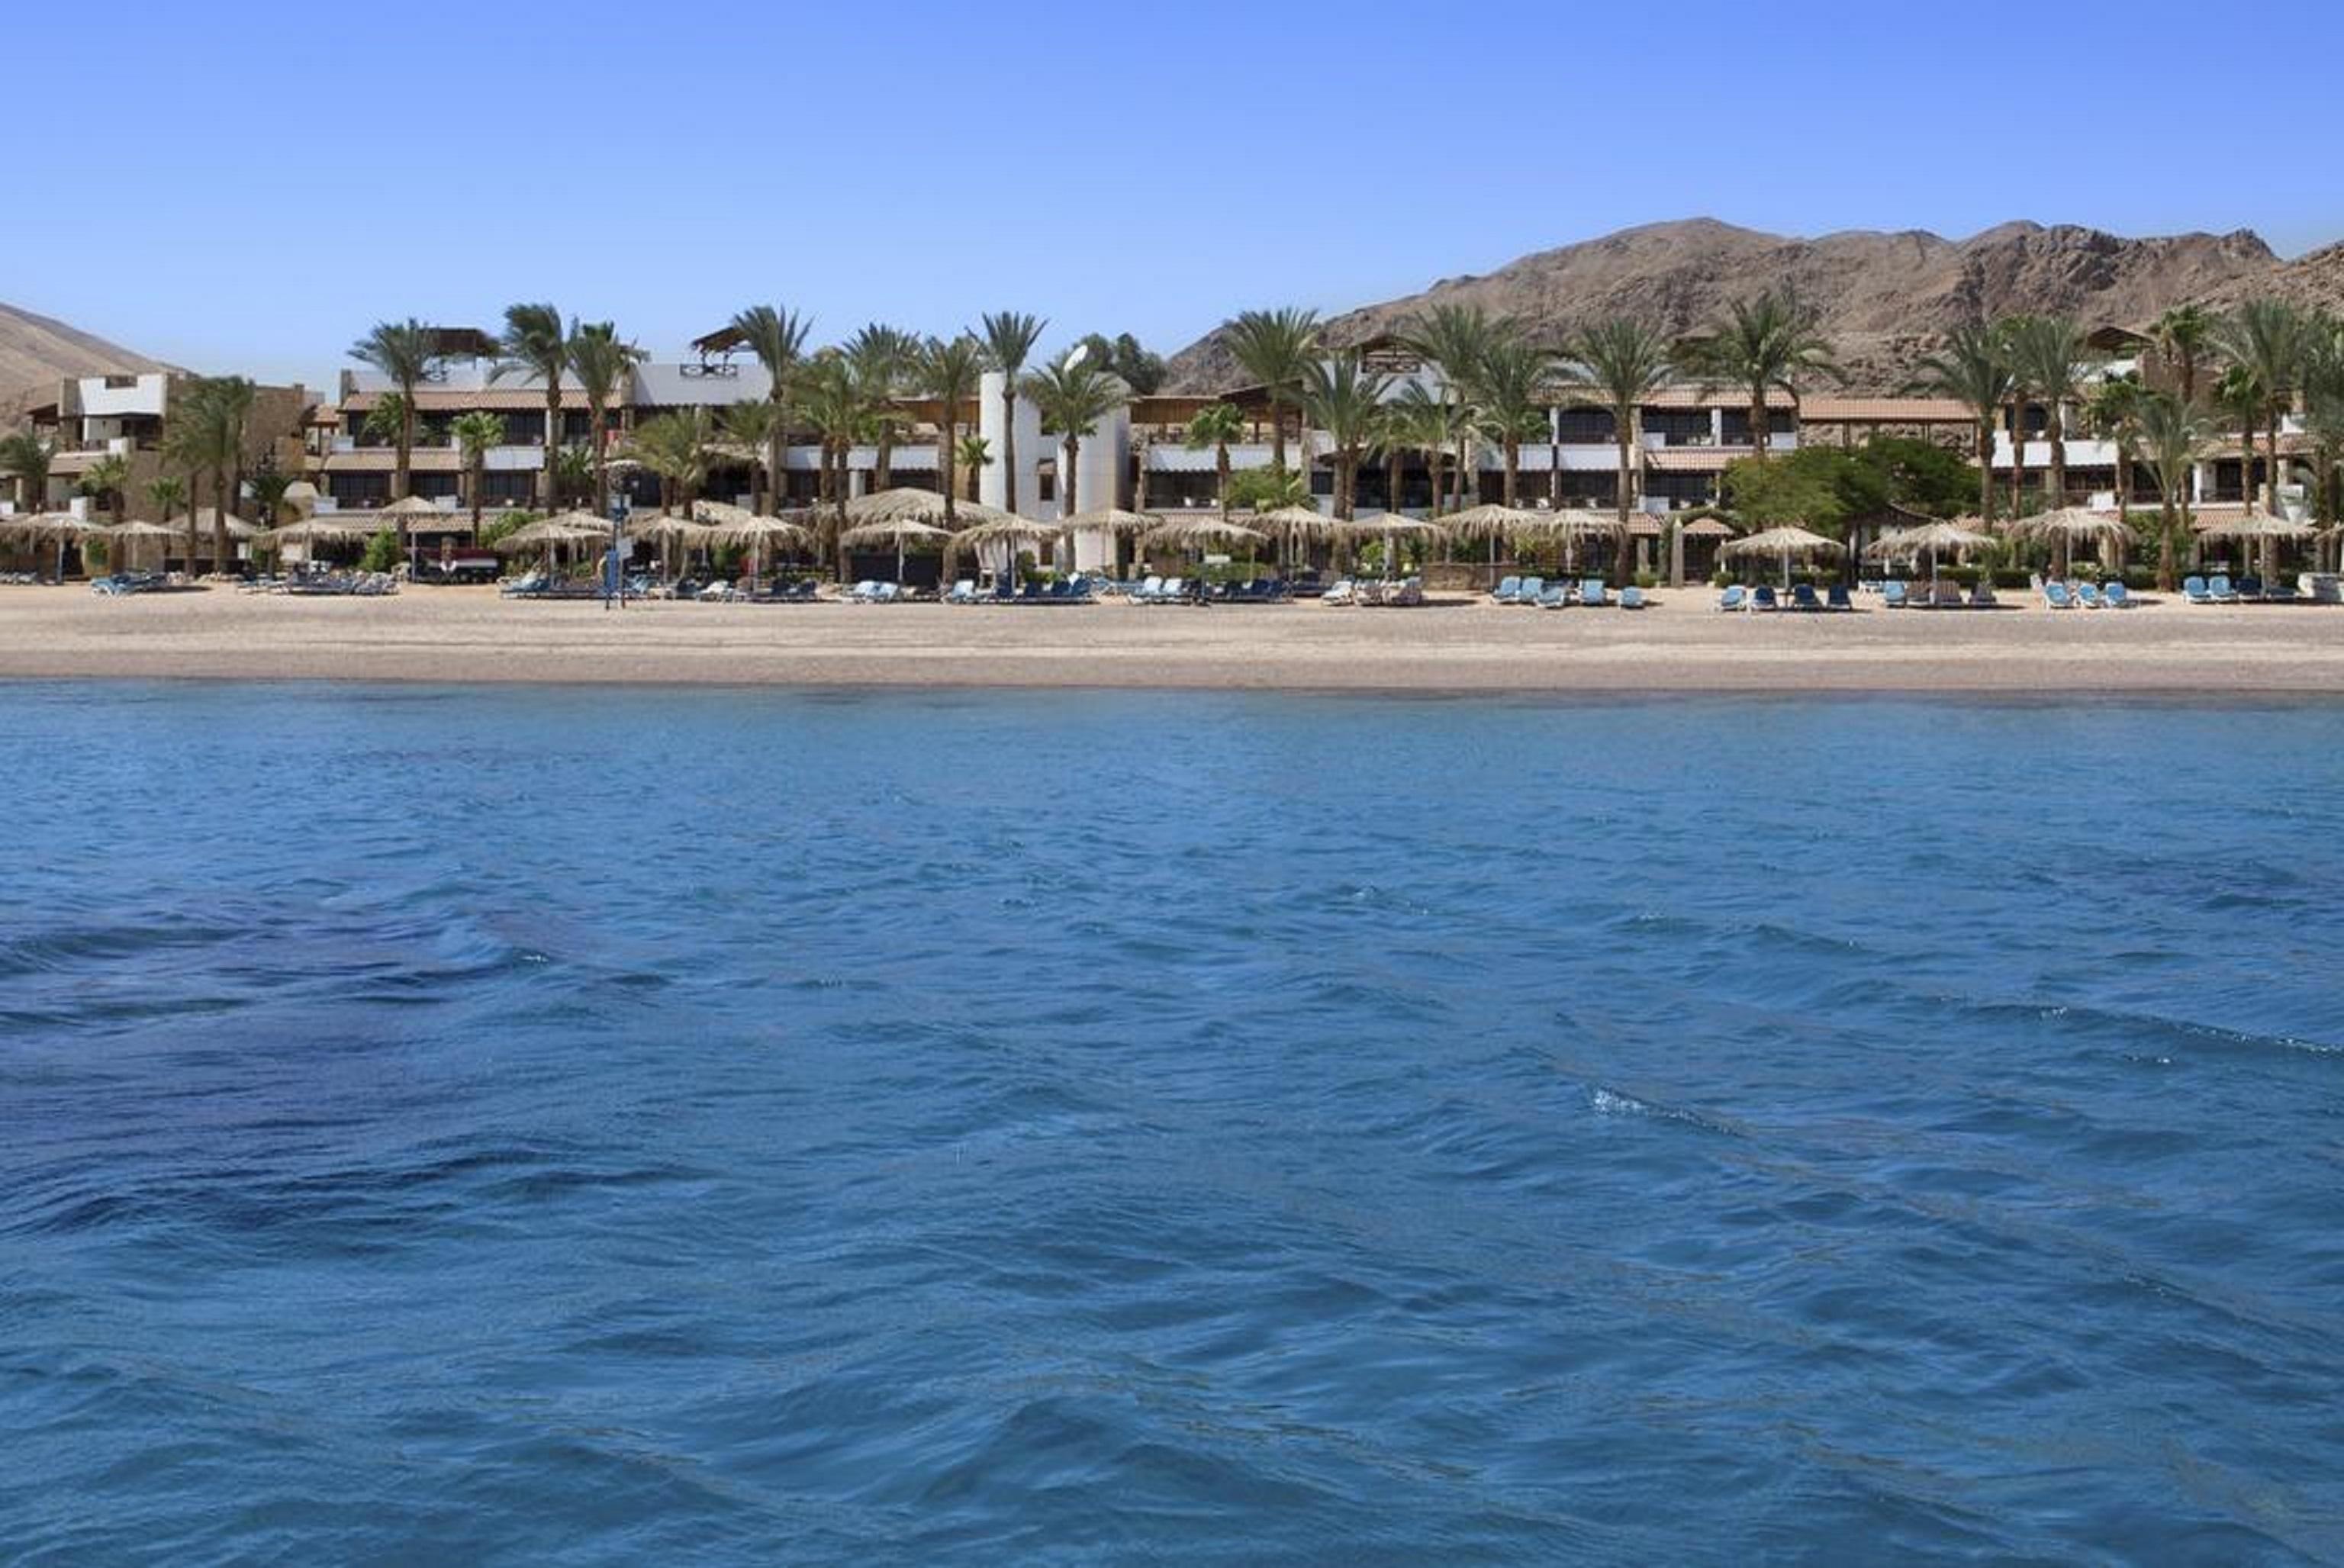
[2,684,2340,1564]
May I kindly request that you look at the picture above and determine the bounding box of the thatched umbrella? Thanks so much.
[2007,506,2133,577]
[262,515,376,571]
[495,511,608,575]
[372,494,443,579]
[1719,525,1846,590]
[839,517,950,584]
[1866,519,1998,593]
[11,512,98,580]
[105,517,179,575]
[952,514,1064,591]
[1142,517,1267,555]
[696,501,815,580]
[633,510,720,583]
[2196,511,2314,581]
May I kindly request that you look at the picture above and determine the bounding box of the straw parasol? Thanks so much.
[1866,519,1997,592]
[495,510,608,573]
[2193,513,2313,542]
[1720,524,1846,589]
[1065,506,1160,534]
[10,512,99,579]
[844,487,962,526]
[1143,517,1267,552]
[105,517,179,573]
[951,513,1064,590]
[262,514,377,568]
[839,517,950,584]
[694,501,816,578]
[375,494,443,576]
[2006,505,2134,574]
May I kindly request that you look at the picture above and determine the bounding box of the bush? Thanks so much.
[359,529,403,573]
[1634,571,1659,589]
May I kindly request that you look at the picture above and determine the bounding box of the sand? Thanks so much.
[3,584,2342,694]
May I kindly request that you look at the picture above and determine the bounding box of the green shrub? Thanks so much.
[359,529,403,573]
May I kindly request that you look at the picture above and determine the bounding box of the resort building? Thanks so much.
[5,372,309,516]
[300,320,2321,569]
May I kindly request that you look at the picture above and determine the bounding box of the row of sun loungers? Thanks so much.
[1489,575,1646,609]
[2180,574,2330,605]
[89,571,199,596]
[1324,577,1430,606]
[1720,583,1854,611]
[943,577,1100,604]
[2043,581,2133,609]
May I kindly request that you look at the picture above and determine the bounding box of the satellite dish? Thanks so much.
[1063,343,1089,372]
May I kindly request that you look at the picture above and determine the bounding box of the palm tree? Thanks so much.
[1905,321,2017,523]
[2213,362,2265,514]
[2155,304,2213,404]
[1020,353,1131,523]
[922,333,987,527]
[729,304,813,511]
[348,318,435,501]
[2301,319,2344,551]
[847,324,919,490]
[2004,314,2098,512]
[76,452,130,523]
[1406,303,1512,513]
[978,311,1047,514]
[1183,401,1246,520]
[143,475,185,571]
[955,434,991,503]
[2213,298,2310,517]
[1300,353,1392,521]
[1561,317,1673,561]
[2085,372,2144,528]
[2133,391,2214,591]
[626,410,713,525]
[0,430,54,513]
[166,377,254,571]
[1472,336,1553,514]
[1388,382,1467,524]
[1676,290,1840,465]
[451,411,505,531]
[1222,307,1322,472]
[568,320,647,518]
[796,353,871,573]
[717,401,784,515]
[493,303,570,511]
[248,469,295,530]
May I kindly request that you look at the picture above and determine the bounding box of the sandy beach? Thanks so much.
[3,584,2342,694]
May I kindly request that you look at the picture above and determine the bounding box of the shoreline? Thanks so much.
[5,585,2343,696]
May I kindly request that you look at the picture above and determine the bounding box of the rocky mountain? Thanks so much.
[0,301,169,401]
[1164,219,2334,394]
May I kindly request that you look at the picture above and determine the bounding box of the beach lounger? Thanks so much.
[1513,575,1545,605]
[2236,575,2265,601]
[1160,578,1186,604]
[1933,580,1965,608]
[944,579,976,604]
[2101,580,2130,609]
[1491,574,1522,604]
[1321,578,1355,605]
[2043,582,2073,609]
[2208,574,2239,604]
[2183,575,2214,604]
[1578,578,1608,607]
[1970,581,2000,607]
[1534,583,1569,608]
[1791,583,1821,611]
[1718,584,1747,612]
[1882,581,1908,609]
[2075,582,2104,610]
[1827,584,1852,611]
[1620,585,1647,610]
[1753,584,1779,611]
[2264,578,2301,603]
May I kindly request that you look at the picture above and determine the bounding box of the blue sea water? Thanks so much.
[2,683,2342,1565]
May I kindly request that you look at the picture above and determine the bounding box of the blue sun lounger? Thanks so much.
[1718,584,1747,612]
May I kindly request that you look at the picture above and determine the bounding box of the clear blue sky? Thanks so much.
[18,0,2340,391]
